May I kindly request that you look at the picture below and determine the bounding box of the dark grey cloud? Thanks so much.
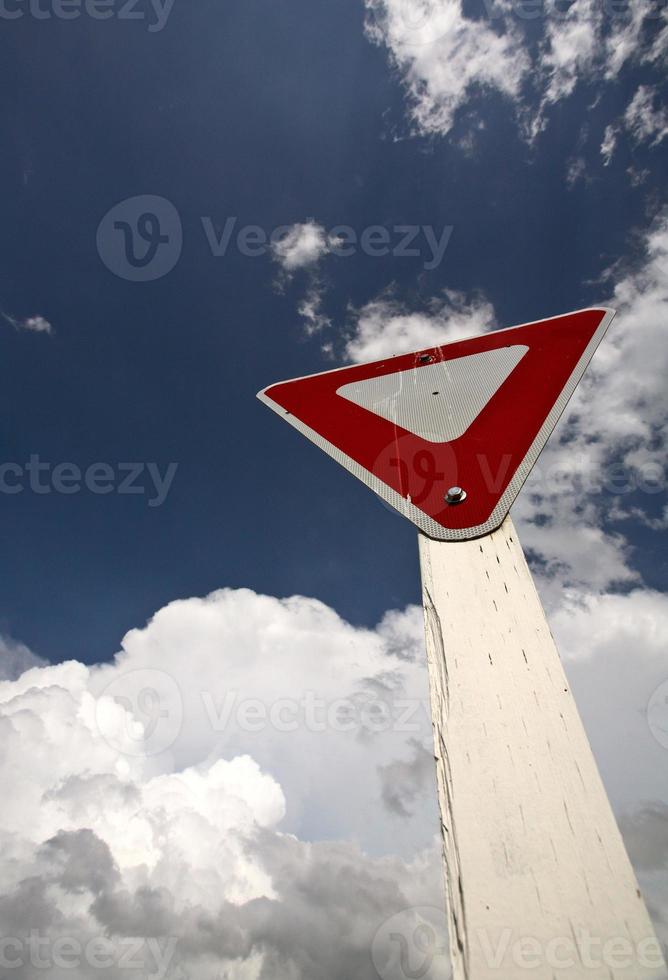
[0,826,446,980]
[0,636,47,681]
[620,803,668,872]
[378,739,435,818]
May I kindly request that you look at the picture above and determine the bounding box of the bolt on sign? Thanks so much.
[257,308,614,540]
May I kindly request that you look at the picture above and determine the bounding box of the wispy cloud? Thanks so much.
[298,281,331,334]
[365,0,528,137]
[1,310,53,335]
[600,85,668,164]
[365,0,663,140]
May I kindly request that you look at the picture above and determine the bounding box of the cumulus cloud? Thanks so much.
[365,0,662,139]
[3,579,668,976]
[513,212,668,598]
[550,588,668,952]
[3,214,668,978]
[342,216,667,598]
[344,288,496,362]
[0,591,447,978]
[378,738,435,817]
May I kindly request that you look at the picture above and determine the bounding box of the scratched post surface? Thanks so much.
[419,517,666,980]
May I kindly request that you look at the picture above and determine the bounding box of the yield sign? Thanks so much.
[258,308,614,540]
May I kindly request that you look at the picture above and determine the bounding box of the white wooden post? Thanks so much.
[419,516,666,980]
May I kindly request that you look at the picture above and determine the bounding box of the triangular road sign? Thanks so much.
[258,308,614,540]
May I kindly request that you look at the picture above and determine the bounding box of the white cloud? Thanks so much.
[600,86,668,164]
[1,311,53,335]
[540,0,603,107]
[85,590,437,855]
[625,85,668,147]
[342,216,667,598]
[21,315,53,334]
[2,216,667,979]
[3,231,668,963]
[550,587,668,951]
[601,123,618,164]
[365,0,661,139]
[513,213,668,598]
[298,282,330,334]
[566,155,588,185]
[344,288,495,362]
[0,591,446,978]
[342,216,667,597]
[365,0,528,136]
[554,587,668,811]
[271,222,335,274]
[2,578,668,976]
[646,8,668,65]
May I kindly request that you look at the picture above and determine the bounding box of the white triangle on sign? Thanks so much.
[336,345,529,443]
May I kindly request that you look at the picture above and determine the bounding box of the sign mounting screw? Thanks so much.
[445,486,467,505]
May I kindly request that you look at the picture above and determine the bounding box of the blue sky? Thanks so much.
[1,0,665,663]
[0,1,667,977]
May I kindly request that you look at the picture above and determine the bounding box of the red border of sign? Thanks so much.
[258,308,614,540]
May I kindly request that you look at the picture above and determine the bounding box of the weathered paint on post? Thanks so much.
[419,517,666,980]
